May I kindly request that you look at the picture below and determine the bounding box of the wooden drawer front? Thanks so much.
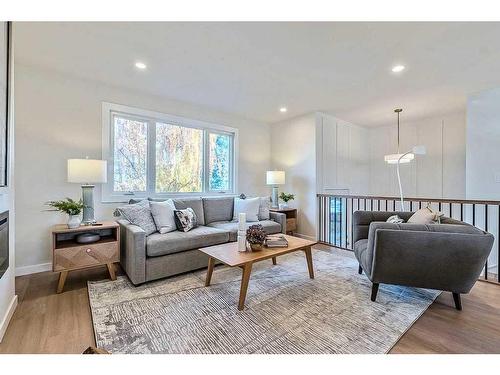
[54,242,119,271]
[286,218,297,232]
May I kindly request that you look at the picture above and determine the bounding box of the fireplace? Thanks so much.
[0,211,8,279]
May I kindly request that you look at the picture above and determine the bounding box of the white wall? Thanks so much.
[270,113,317,239]
[14,63,271,272]
[316,113,370,195]
[0,30,16,342]
[466,88,500,199]
[369,111,466,199]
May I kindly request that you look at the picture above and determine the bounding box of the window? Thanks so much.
[102,103,237,202]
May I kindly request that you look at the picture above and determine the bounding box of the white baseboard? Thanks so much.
[293,233,317,241]
[0,295,18,343]
[15,262,52,276]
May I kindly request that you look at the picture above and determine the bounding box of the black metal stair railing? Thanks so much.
[317,194,500,283]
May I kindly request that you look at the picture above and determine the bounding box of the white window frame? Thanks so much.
[102,102,238,203]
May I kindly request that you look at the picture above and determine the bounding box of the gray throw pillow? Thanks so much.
[117,200,157,236]
[258,196,271,220]
[174,208,198,232]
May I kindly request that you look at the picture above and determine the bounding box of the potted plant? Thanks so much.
[279,192,295,209]
[246,224,266,251]
[46,198,85,228]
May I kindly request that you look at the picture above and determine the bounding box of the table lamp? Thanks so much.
[266,170,285,208]
[67,158,107,225]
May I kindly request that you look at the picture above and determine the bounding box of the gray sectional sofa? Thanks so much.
[117,196,286,285]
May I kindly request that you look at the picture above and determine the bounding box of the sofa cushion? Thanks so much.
[203,197,234,224]
[146,226,229,257]
[172,197,205,225]
[207,220,281,241]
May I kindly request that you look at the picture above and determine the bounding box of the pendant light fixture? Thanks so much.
[382,108,427,211]
[384,108,414,164]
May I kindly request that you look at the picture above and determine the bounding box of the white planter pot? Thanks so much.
[67,214,81,229]
[279,203,289,210]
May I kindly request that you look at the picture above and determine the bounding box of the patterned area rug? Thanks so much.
[88,248,439,354]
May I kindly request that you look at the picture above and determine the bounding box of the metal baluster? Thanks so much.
[419,201,422,209]
[460,203,463,221]
[350,198,354,250]
[333,197,337,247]
[393,200,396,211]
[321,196,323,243]
[410,201,413,211]
[344,198,348,248]
[449,203,452,218]
[438,202,442,212]
[485,205,488,280]
[473,204,476,226]
[339,198,343,247]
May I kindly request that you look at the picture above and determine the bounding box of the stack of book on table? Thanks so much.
[265,234,289,248]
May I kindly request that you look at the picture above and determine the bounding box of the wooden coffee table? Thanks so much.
[199,235,317,310]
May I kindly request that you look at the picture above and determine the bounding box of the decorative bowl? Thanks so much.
[76,233,101,244]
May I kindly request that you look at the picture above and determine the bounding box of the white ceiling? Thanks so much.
[13,22,500,126]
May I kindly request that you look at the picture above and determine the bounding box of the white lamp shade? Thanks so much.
[68,159,107,184]
[266,170,285,185]
[384,153,414,164]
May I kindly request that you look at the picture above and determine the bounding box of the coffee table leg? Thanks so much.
[304,247,315,279]
[272,257,277,265]
[238,262,253,310]
[205,257,215,286]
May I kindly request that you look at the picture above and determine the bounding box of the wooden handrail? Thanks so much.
[316,194,500,206]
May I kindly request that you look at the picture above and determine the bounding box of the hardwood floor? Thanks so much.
[1,248,499,354]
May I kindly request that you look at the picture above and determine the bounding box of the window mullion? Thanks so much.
[203,130,209,193]
[147,120,156,197]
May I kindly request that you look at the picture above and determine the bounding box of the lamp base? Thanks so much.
[271,186,279,208]
[81,184,96,224]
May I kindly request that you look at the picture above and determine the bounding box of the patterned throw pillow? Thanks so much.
[117,200,157,236]
[386,215,404,224]
[174,208,198,232]
[258,196,271,220]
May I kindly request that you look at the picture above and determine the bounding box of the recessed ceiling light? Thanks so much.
[135,62,147,70]
[280,107,287,113]
[391,65,405,73]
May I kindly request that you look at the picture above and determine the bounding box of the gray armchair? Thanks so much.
[352,211,494,310]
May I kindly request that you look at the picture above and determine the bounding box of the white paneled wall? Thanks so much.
[316,110,465,199]
[316,113,370,195]
[368,111,466,199]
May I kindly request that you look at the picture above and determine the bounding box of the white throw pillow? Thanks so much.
[408,206,443,224]
[258,196,271,220]
[150,199,177,234]
[233,197,260,222]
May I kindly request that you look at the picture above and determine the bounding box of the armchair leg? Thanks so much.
[358,265,363,274]
[452,292,462,311]
[371,283,379,302]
